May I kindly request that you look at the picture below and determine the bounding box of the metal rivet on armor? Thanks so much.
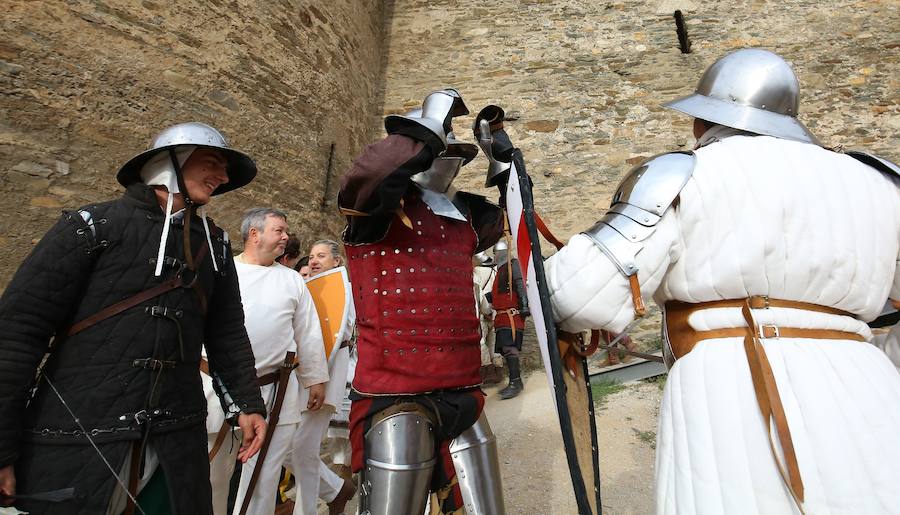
[441,234,446,238]
[417,231,422,235]
[423,308,429,313]
[438,346,444,350]
[373,278,378,283]
[423,288,428,293]
[421,267,426,272]
[407,247,413,252]
[412,345,417,350]
[373,289,379,294]
[438,329,444,334]
[396,330,402,335]
[411,309,416,314]
[370,251,376,255]
[380,251,386,255]
[383,311,388,317]
[417,221,422,225]
[395,288,401,294]
[394,249,400,254]
[409,288,414,293]
[440,225,445,230]
[395,268,401,273]
[437,307,442,312]
[383,349,389,354]
[644,217,650,222]
[382,291,387,296]
[409,268,415,273]
[398,350,404,356]
[383,331,388,336]
[419,248,425,253]
[382,270,387,275]
[449,307,454,312]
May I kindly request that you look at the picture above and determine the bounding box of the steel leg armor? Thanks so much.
[449,413,507,515]
[358,410,436,515]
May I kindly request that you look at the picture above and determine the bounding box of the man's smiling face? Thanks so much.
[180,148,229,205]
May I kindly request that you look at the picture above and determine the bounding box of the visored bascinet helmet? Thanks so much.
[663,48,819,145]
[406,108,479,193]
[116,122,257,195]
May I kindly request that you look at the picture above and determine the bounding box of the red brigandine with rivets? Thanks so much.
[347,193,482,394]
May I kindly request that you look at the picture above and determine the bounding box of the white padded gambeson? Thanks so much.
[545,135,900,514]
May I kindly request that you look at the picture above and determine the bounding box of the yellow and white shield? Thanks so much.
[305,266,352,360]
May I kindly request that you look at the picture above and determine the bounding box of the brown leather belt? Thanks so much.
[496,308,521,339]
[665,295,865,511]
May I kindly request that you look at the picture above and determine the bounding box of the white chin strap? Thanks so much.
[153,192,175,277]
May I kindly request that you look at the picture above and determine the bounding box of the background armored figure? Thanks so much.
[339,89,508,514]
[487,239,530,399]
[545,49,900,514]
[0,123,267,514]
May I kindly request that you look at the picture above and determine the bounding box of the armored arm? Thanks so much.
[546,153,692,333]
[0,212,97,466]
[510,259,530,316]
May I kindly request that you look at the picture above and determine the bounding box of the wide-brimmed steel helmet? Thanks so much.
[664,48,819,145]
[117,122,257,195]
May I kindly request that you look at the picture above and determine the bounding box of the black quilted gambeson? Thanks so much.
[0,183,264,514]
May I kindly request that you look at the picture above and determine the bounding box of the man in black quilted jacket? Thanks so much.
[0,122,267,515]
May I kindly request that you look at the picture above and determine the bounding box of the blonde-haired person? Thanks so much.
[290,239,356,515]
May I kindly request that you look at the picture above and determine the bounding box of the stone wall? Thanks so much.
[380,0,898,239]
[0,0,390,286]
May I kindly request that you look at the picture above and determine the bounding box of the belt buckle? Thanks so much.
[758,324,780,338]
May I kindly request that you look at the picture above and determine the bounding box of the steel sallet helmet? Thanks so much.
[663,48,820,145]
[116,122,257,196]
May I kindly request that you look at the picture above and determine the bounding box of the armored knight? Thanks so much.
[339,89,508,515]
[545,48,900,513]
[488,239,530,399]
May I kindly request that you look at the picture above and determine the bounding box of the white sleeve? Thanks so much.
[293,276,330,387]
[546,209,681,333]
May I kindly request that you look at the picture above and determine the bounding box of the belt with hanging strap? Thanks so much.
[665,295,865,511]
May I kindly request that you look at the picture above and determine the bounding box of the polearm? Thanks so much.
[237,351,296,515]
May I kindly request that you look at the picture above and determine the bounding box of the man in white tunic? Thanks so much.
[545,48,900,514]
[208,207,329,515]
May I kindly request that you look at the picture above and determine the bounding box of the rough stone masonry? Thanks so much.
[0,0,390,286]
[1,0,897,296]
[380,0,898,240]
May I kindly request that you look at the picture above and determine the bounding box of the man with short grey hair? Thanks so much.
[205,207,329,515]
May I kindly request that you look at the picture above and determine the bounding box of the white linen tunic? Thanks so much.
[546,134,900,514]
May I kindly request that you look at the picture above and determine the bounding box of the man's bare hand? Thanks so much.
[236,413,267,463]
[306,382,326,411]
[0,465,15,506]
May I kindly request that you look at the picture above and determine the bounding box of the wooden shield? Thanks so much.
[506,150,603,514]
[305,266,351,360]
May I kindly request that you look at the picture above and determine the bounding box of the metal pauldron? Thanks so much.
[582,152,695,276]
